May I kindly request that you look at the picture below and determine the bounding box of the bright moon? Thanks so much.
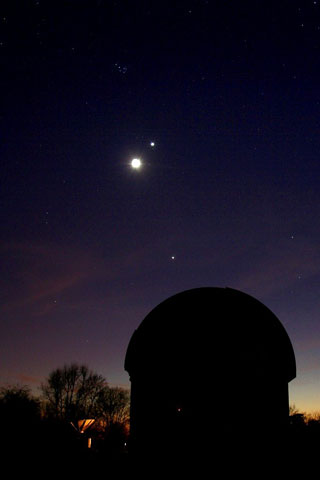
[131,158,142,169]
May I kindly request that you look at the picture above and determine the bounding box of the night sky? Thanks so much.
[2,1,320,412]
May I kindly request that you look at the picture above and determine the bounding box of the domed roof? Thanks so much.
[125,287,296,383]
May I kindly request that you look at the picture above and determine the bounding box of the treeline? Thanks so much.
[0,364,130,470]
[289,404,320,426]
[2,367,319,471]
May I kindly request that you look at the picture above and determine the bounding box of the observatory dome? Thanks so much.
[125,287,296,383]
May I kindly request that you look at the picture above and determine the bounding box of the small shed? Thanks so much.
[125,287,296,463]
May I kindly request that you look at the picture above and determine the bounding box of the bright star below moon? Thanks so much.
[131,158,142,169]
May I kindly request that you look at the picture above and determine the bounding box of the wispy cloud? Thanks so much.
[1,242,102,316]
[231,238,320,298]
[15,373,42,385]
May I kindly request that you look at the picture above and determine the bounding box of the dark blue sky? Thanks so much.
[2,0,320,411]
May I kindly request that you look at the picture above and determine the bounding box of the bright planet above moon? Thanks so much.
[131,158,142,169]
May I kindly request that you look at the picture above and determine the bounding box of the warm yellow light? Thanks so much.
[77,419,95,433]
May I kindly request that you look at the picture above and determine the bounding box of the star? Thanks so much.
[150,141,155,147]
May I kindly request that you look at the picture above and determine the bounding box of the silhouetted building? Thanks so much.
[125,287,296,468]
